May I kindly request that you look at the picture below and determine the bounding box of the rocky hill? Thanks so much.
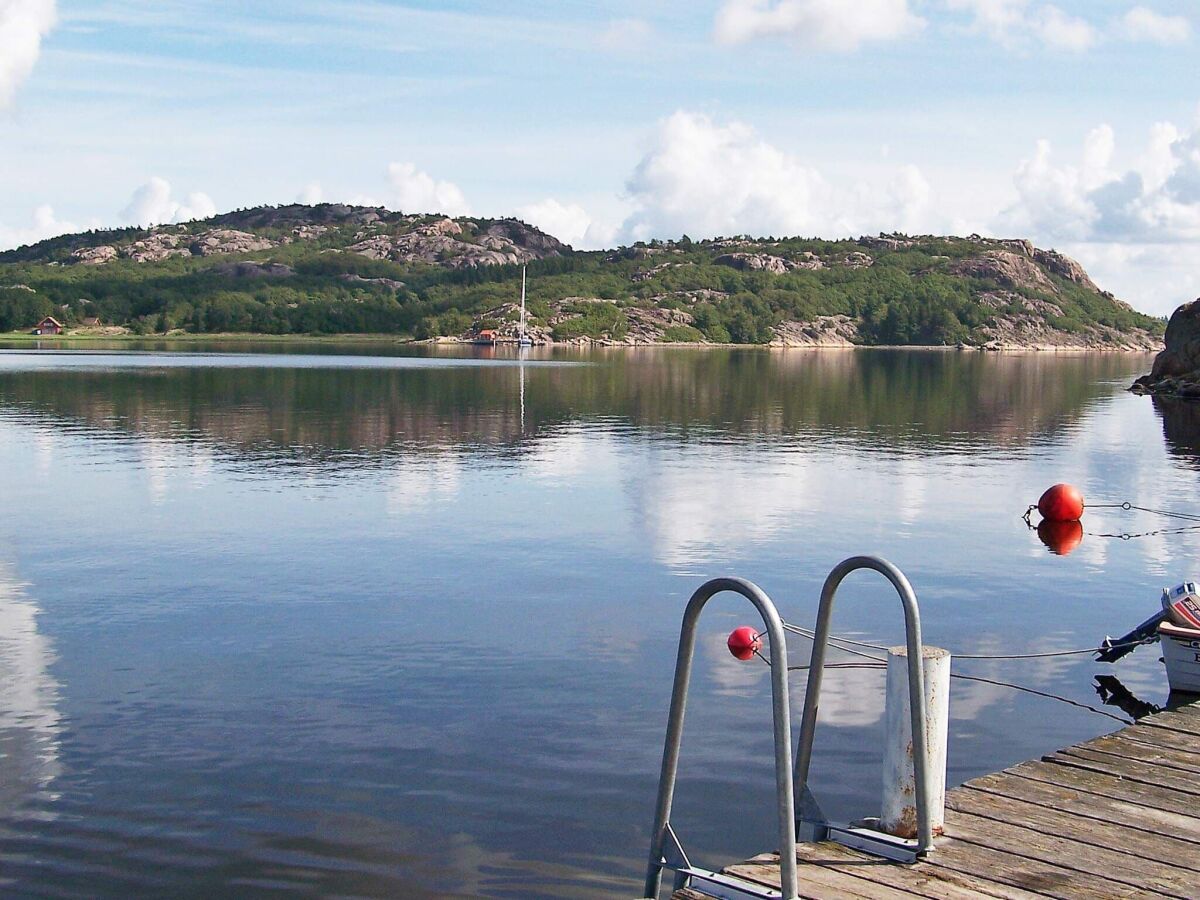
[0,204,1164,347]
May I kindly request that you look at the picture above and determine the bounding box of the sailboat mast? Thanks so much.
[519,265,527,342]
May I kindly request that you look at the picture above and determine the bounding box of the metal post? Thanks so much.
[793,557,936,854]
[643,577,799,900]
[881,645,950,839]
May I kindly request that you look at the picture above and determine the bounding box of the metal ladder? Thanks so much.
[642,557,935,900]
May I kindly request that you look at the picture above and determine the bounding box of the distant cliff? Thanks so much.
[0,204,1164,347]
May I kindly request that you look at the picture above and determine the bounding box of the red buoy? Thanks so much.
[1038,483,1084,523]
[1037,519,1084,556]
[727,626,761,661]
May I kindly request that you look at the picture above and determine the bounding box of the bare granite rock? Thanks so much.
[631,262,688,282]
[714,252,794,274]
[770,316,859,347]
[861,234,918,251]
[291,224,330,241]
[951,249,1058,294]
[192,229,276,256]
[72,245,119,265]
[123,232,191,263]
[349,218,564,269]
[1133,299,1200,395]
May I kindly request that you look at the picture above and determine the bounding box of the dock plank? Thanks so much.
[726,857,928,900]
[942,808,1190,897]
[1139,708,1200,737]
[666,701,1200,899]
[921,836,1158,899]
[1114,722,1200,755]
[1010,758,1200,822]
[950,782,1200,866]
[788,843,1043,900]
[1071,732,1200,776]
[1047,747,1200,797]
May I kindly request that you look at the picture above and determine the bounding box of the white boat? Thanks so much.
[517,265,533,347]
[1160,583,1200,693]
[1159,620,1200,693]
[1100,581,1200,693]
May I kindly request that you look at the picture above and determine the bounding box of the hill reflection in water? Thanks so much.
[0,348,1147,465]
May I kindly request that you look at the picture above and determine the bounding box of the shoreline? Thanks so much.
[0,331,1161,353]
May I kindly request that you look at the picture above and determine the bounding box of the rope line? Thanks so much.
[753,659,1133,725]
[1026,499,1200,541]
[778,620,1155,660]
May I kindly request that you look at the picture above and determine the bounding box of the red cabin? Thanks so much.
[32,316,64,335]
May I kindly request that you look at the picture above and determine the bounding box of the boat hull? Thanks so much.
[1160,623,1200,693]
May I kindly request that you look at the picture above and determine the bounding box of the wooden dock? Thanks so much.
[674,701,1200,899]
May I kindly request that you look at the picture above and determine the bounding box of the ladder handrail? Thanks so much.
[643,577,799,900]
[793,556,935,853]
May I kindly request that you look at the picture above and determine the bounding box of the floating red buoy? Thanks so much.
[727,626,761,661]
[1038,483,1085,523]
[1037,519,1084,556]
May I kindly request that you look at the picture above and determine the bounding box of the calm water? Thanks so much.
[0,344,1191,897]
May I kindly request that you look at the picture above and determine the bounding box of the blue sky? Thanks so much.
[2,0,1199,313]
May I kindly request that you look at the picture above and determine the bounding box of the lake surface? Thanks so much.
[0,344,1191,897]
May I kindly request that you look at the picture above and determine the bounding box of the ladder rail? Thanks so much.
[793,556,935,854]
[643,577,799,900]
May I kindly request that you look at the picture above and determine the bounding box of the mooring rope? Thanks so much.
[1025,500,1200,540]
[748,621,1153,725]
[778,620,1156,660]
[750,655,1134,725]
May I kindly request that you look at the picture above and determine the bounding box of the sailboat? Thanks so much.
[517,265,533,348]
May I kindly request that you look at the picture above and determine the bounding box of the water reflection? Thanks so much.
[0,346,1184,898]
[1155,395,1200,465]
[0,350,1149,465]
[0,563,62,820]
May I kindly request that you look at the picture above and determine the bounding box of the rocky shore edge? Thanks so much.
[1132,299,1200,397]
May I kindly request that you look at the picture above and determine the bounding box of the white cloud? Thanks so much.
[515,198,616,250]
[1002,120,1200,243]
[0,203,74,251]
[297,181,323,205]
[1033,5,1097,51]
[714,0,924,51]
[1119,6,1191,45]
[945,0,1028,40]
[1000,119,1200,314]
[596,17,653,51]
[618,111,940,242]
[0,0,56,108]
[1064,242,1200,315]
[946,0,1103,51]
[386,162,470,216]
[120,177,216,227]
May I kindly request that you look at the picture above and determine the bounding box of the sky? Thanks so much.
[1,0,1199,315]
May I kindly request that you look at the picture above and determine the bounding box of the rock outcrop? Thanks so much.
[70,228,278,264]
[951,249,1058,294]
[192,229,276,256]
[1133,300,1200,396]
[714,252,794,274]
[770,316,859,347]
[349,217,564,269]
[123,231,192,262]
[72,245,119,265]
